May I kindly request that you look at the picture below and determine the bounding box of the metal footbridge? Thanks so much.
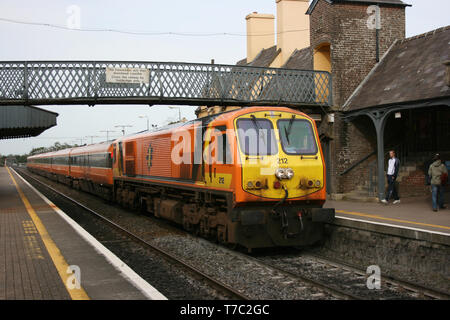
[0,61,331,107]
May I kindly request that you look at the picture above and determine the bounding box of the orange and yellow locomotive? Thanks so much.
[28,107,334,249]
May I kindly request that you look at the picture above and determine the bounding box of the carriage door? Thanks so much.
[118,142,124,176]
[82,153,89,177]
[124,141,136,177]
[203,125,230,187]
[112,143,118,176]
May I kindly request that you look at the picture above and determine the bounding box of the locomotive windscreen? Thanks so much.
[278,119,317,155]
[236,118,278,156]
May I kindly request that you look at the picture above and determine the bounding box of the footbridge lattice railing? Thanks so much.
[0,61,332,107]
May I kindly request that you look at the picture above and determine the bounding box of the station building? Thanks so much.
[197,0,450,201]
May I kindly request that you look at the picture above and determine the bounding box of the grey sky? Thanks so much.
[1,0,449,155]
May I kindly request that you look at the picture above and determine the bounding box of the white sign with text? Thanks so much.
[105,67,150,84]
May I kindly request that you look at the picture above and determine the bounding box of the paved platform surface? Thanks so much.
[325,191,450,235]
[0,167,165,300]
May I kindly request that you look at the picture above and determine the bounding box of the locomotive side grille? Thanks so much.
[125,141,135,156]
[125,160,135,176]
[147,136,172,177]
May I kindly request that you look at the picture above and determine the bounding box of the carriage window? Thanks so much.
[278,119,318,155]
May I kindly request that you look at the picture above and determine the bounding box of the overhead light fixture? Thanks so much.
[327,113,335,123]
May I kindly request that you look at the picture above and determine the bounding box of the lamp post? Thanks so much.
[168,106,181,122]
[139,115,149,131]
[73,138,85,146]
[85,135,99,144]
[100,130,116,141]
[115,125,133,136]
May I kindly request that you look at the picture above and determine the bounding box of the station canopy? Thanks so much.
[0,105,58,139]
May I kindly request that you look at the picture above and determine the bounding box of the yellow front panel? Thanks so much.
[234,110,324,200]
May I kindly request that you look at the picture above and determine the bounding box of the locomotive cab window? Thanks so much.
[236,118,277,156]
[213,126,232,165]
[277,118,318,155]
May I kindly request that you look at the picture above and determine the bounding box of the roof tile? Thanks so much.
[344,26,450,111]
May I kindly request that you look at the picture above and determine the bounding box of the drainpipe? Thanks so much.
[376,29,380,62]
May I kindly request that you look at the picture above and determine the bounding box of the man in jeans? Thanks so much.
[428,154,448,212]
[381,150,400,204]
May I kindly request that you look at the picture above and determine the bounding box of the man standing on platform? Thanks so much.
[428,154,448,212]
[382,150,400,205]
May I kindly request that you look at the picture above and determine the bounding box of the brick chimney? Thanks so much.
[246,12,275,63]
[276,0,310,64]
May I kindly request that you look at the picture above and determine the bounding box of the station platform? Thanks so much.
[0,166,166,300]
[325,192,450,236]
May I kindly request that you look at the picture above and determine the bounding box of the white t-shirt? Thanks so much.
[387,158,396,175]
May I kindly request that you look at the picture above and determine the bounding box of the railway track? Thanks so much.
[16,168,347,300]
[15,168,249,300]
[243,255,362,300]
[15,167,449,300]
[301,253,450,300]
[255,252,450,300]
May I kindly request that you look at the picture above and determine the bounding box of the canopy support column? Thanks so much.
[367,110,391,202]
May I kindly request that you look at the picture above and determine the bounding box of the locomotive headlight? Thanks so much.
[275,168,294,180]
[315,180,321,187]
[285,168,294,180]
[275,168,285,180]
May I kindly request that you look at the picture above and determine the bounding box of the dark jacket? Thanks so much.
[387,157,400,179]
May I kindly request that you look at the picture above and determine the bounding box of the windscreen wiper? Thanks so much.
[250,115,266,154]
[284,115,296,144]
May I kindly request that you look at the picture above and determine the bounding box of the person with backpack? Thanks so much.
[428,154,448,212]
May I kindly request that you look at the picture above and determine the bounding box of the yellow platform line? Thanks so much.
[6,167,90,300]
[336,209,450,231]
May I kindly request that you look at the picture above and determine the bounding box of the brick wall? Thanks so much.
[309,0,406,196]
[310,0,406,107]
[331,114,377,194]
[399,170,429,197]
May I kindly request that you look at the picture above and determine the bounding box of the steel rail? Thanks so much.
[253,259,363,300]
[15,168,250,300]
[304,253,450,300]
[220,249,363,300]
